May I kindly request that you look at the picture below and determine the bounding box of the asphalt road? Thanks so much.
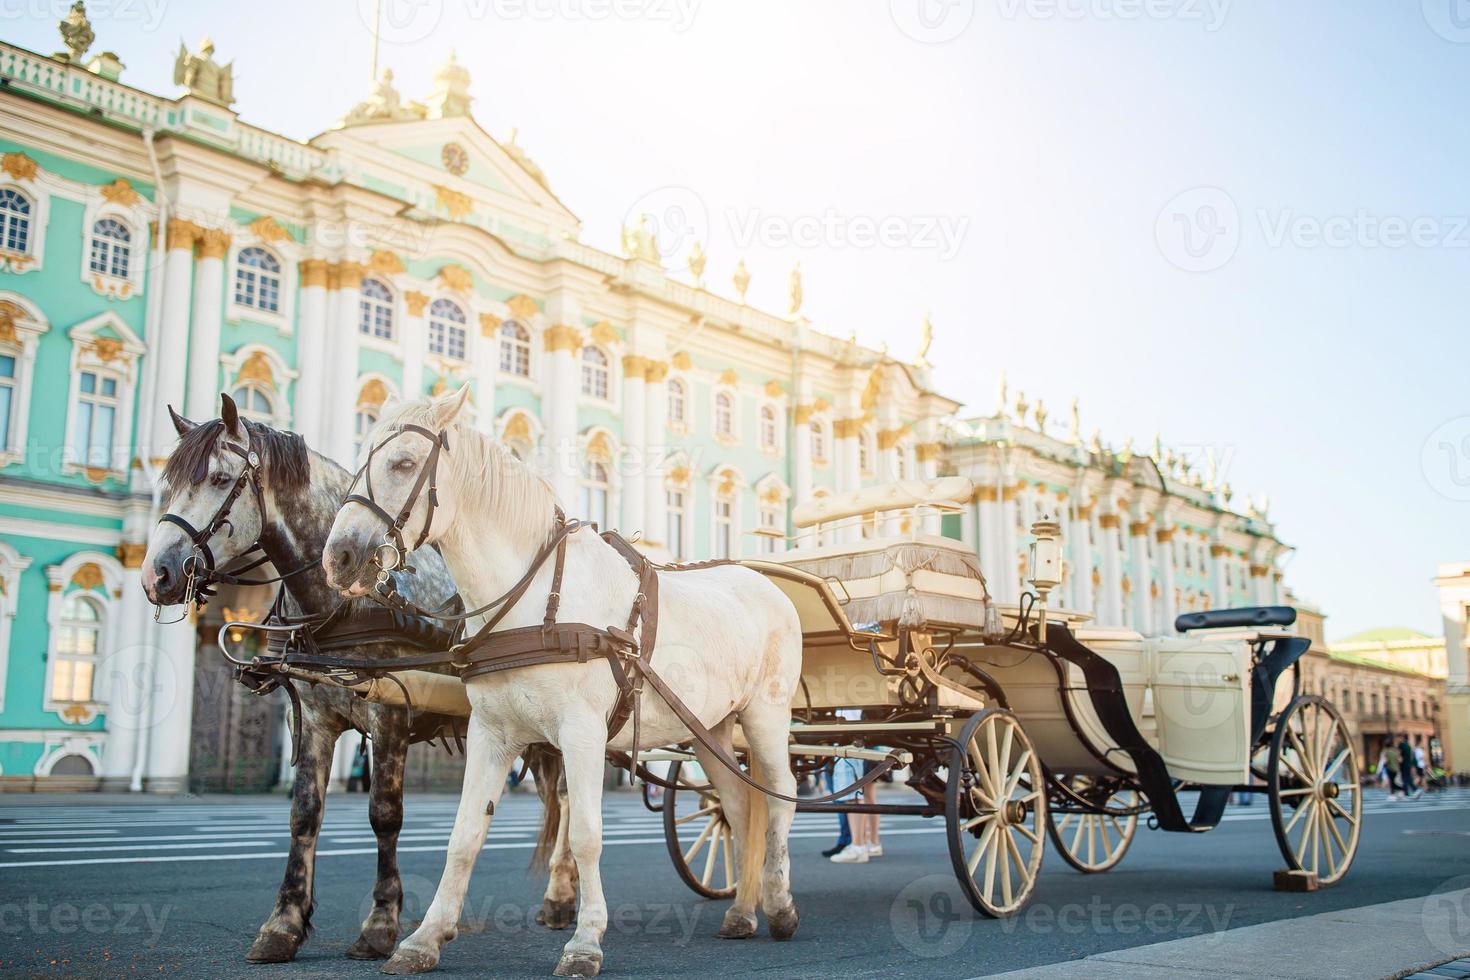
[0,787,1465,978]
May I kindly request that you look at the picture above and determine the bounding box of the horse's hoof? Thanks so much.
[381,944,439,975]
[245,930,302,963]
[553,952,603,977]
[346,928,396,960]
[716,911,757,939]
[536,898,577,930]
[768,904,800,941]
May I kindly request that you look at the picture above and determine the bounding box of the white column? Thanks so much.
[621,356,646,535]
[148,220,194,454]
[644,360,668,550]
[916,418,941,535]
[184,229,229,420]
[402,292,427,400]
[1211,541,1229,609]
[1156,527,1178,635]
[999,483,1020,603]
[1070,505,1094,614]
[1249,564,1270,606]
[144,617,198,792]
[545,327,581,506]
[977,488,1001,591]
[326,263,363,466]
[99,558,149,787]
[834,405,861,543]
[294,260,330,446]
[960,497,977,550]
[1129,519,1152,635]
[793,377,814,503]
[474,313,497,436]
[1098,514,1124,626]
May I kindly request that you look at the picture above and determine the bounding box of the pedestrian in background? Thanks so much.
[1399,733,1422,799]
[1383,744,1402,799]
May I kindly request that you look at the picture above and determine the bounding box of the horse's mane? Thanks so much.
[370,398,557,553]
[161,417,312,495]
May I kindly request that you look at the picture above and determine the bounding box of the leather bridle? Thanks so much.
[153,421,316,620]
[342,422,449,577]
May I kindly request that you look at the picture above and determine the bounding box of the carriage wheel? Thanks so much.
[945,709,1046,917]
[1045,776,1139,873]
[662,760,737,899]
[1268,695,1362,885]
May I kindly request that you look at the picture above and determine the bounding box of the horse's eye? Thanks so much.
[393,458,417,472]
[210,471,232,487]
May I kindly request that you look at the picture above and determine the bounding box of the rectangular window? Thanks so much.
[72,371,118,469]
[667,491,686,560]
[714,498,733,560]
[0,353,13,448]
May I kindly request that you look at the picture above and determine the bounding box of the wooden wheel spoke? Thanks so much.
[1325,796,1358,826]
[683,816,718,865]
[1004,826,1030,897]
[1320,807,1348,870]
[1293,800,1317,866]
[1321,747,1350,783]
[969,744,999,802]
[1002,749,1033,801]
[701,822,721,885]
[1283,795,1314,836]
[969,820,998,876]
[1012,820,1041,845]
[998,825,1013,906]
[962,811,996,832]
[1276,786,1313,797]
[675,804,719,825]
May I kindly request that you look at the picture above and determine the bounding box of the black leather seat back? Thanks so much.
[1174,605,1297,632]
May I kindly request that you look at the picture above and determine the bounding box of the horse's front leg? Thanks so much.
[348,707,410,959]
[382,714,520,975]
[247,708,342,962]
[554,727,611,978]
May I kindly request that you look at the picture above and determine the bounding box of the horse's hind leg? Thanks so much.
[531,750,578,929]
[690,721,758,939]
[247,708,341,962]
[738,699,800,941]
[382,714,520,976]
[348,707,409,959]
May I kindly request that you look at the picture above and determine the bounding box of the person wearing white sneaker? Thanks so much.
[829,842,869,863]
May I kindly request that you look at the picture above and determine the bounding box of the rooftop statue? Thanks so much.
[341,68,425,126]
[788,261,803,316]
[621,214,660,264]
[174,36,234,108]
[58,1,93,63]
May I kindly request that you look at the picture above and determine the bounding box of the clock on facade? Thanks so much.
[441,142,469,176]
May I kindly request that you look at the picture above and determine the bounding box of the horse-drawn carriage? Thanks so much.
[647,478,1361,915]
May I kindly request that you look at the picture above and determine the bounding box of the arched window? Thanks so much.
[72,369,120,468]
[810,420,827,462]
[0,188,32,254]
[580,459,609,528]
[759,405,778,451]
[234,247,282,313]
[230,384,275,423]
[714,392,735,438]
[88,218,131,279]
[51,594,101,703]
[667,378,687,425]
[427,298,467,360]
[0,351,15,450]
[581,347,609,400]
[499,321,531,376]
[359,278,394,340]
[354,406,379,459]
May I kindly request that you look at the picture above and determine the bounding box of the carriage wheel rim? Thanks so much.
[663,761,737,899]
[1269,696,1361,886]
[947,709,1045,917]
[1047,776,1139,873]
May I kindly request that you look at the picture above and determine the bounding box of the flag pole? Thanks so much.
[369,0,381,80]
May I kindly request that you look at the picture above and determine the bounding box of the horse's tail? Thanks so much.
[528,746,564,873]
[738,753,770,902]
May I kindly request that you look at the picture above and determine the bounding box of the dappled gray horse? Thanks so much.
[142,394,565,962]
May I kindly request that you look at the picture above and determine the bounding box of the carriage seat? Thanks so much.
[1175,606,1296,633]
[781,478,992,632]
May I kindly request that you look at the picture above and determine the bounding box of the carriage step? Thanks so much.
[1273,869,1320,892]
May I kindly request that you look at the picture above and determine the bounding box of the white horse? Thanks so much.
[323,387,803,978]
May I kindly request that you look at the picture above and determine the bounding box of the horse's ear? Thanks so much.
[168,405,197,437]
[220,391,244,440]
[430,384,472,429]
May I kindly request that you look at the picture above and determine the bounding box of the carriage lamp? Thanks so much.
[1027,516,1063,643]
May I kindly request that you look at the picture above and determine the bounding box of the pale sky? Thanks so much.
[6,0,1466,637]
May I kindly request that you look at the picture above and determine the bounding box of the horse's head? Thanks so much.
[325,386,472,596]
[143,392,277,606]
